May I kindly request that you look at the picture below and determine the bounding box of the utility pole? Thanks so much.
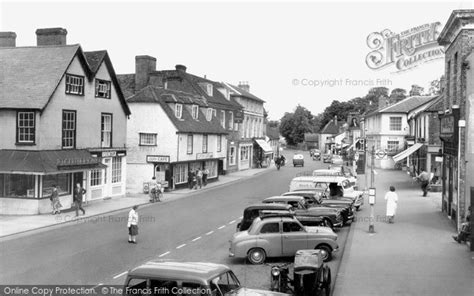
[369,146,375,233]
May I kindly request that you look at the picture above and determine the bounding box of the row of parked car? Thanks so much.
[229,168,364,265]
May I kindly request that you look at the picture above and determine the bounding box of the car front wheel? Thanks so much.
[247,248,266,264]
[315,244,332,262]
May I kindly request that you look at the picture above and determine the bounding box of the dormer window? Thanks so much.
[206,108,213,121]
[206,84,213,96]
[175,104,183,118]
[192,105,199,120]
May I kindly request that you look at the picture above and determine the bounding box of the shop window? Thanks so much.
[0,174,35,198]
[229,147,236,165]
[90,169,103,186]
[387,141,399,152]
[205,160,217,178]
[112,157,122,183]
[173,163,188,184]
[42,173,71,197]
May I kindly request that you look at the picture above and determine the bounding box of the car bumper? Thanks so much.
[332,246,339,252]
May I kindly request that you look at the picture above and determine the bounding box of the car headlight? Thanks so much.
[271,268,280,277]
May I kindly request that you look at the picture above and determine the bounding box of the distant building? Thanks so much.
[266,126,281,159]
[319,117,344,154]
[304,133,319,150]
[0,28,130,214]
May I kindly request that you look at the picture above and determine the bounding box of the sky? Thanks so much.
[1,0,472,120]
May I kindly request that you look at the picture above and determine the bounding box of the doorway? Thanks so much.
[73,172,83,188]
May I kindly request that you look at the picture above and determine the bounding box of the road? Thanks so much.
[0,150,352,291]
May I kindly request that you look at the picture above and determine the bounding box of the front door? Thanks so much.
[73,172,83,188]
[282,221,308,256]
[103,158,112,197]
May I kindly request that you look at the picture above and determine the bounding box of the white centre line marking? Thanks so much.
[218,225,226,229]
[159,251,170,257]
[238,216,243,219]
[92,283,104,289]
[192,236,201,242]
[206,231,214,235]
[229,220,236,224]
[113,272,127,279]
[176,244,186,249]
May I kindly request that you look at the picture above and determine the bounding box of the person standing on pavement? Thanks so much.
[203,167,209,186]
[385,186,398,223]
[196,168,203,189]
[73,182,86,217]
[127,205,139,244]
[50,185,62,214]
[417,170,431,197]
[188,170,194,189]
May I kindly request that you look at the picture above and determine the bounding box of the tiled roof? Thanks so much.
[224,82,265,103]
[127,86,228,135]
[0,45,130,115]
[304,133,319,142]
[0,45,80,109]
[378,96,437,113]
[117,74,136,99]
[424,95,444,112]
[320,120,343,135]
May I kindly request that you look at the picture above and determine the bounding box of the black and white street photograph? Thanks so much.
[0,0,473,295]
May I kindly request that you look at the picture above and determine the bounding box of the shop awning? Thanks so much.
[254,139,273,154]
[392,143,423,163]
[0,149,106,175]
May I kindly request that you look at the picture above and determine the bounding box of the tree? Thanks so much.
[319,100,355,129]
[428,77,442,96]
[389,88,407,103]
[279,105,316,145]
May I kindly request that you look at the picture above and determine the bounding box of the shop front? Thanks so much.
[238,143,252,170]
[253,139,274,167]
[88,149,127,200]
[0,149,106,215]
[439,109,459,224]
[171,153,221,189]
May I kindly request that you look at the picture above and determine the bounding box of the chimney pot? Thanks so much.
[0,32,16,47]
[175,64,187,72]
[36,27,67,46]
[238,81,250,92]
[135,55,157,91]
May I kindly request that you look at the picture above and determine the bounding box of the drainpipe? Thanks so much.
[457,120,465,232]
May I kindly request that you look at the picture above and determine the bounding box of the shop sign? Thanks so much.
[234,110,244,123]
[147,155,170,163]
[102,151,117,157]
[196,152,213,160]
[440,116,454,136]
[57,158,100,167]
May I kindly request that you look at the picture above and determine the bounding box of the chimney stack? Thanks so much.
[135,55,157,91]
[0,32,16,47]
[175,64,187,73]
[36,27,67,46]
[238,81,250,92]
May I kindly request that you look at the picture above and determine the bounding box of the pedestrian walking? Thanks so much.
[73,182,86,217]
[188,170,194,189]
[127,205,139,244]
[196,168,203,189]
[50,185,62,214]
[385,186,398,223]
[203,168,209,186]
[417,170,431,197]
[192,171,197,189]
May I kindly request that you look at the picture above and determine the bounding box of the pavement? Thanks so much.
[0,166,270,238]
[333,169,474,296]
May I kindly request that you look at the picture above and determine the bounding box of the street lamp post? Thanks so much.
[369,146,376,233]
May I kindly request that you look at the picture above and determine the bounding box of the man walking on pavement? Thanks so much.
[203,167,209,186]
[73,182,86,217]
[196,168,203,189]
[417,170,431,197]
[188,170,194,189]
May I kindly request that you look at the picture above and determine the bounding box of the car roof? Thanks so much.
[263,195,305,202]
[244,203,293,211]
[292,175,348,183]
[254,216,297,223]
[127,261,229,283]
[284,191,317,195]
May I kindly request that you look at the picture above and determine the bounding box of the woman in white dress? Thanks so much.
[385,186,398,223]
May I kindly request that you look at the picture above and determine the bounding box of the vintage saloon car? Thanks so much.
[282,191,354,225]
[123,261,289,296]
[262,196,343,229]
[289,176,364,210]
[313,168,358,189]
[236,203,295,232]
[229,216,338,264]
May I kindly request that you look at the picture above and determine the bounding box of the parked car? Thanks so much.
[262,195,343,229]
[310,149,321,161]
[229,216,339,264]
[314,168,358,190]
[322,154,332,163]
[293,154,304,167]
[289,176,364,210]
[330,155,343,166]
[236,203,294,232]
[283,190,354,225]
[123,261,288,296]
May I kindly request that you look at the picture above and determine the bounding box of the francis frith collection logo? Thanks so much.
[366,22,445,72]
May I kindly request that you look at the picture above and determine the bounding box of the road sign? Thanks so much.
[375,150,386,159]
